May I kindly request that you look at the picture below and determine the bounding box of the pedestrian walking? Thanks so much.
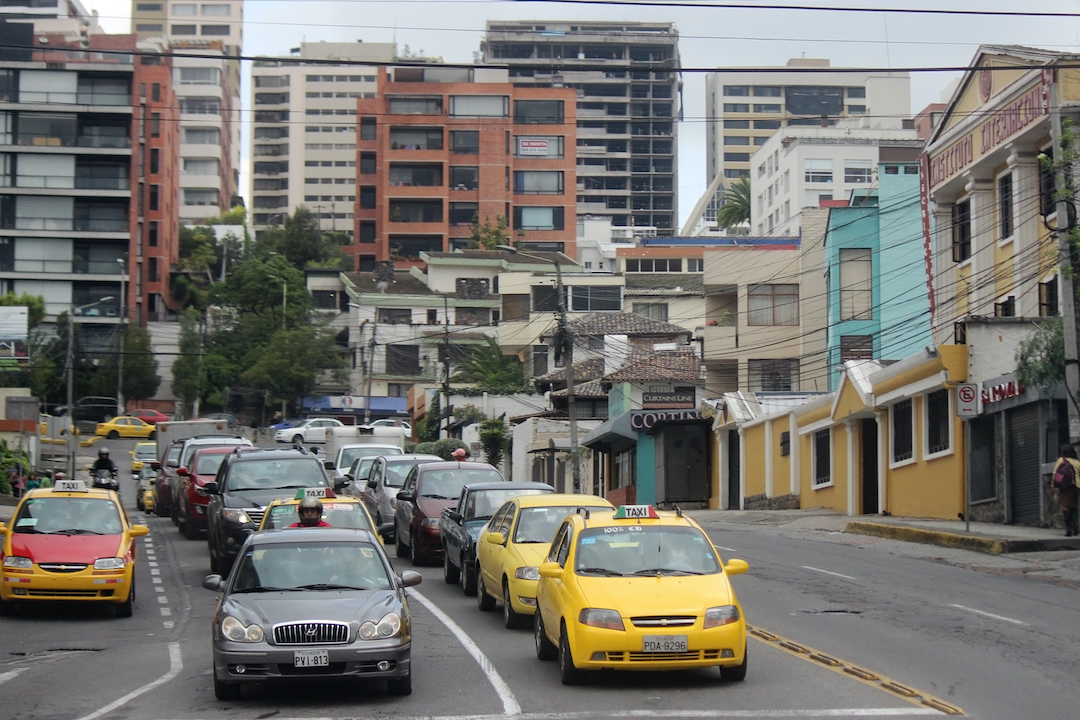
[25,472,40,492]
[11,468,25,499]
[1052,445,1080,537]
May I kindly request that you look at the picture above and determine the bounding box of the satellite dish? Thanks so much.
[376,281,388,293]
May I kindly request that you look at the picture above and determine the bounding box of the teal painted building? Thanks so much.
[825,159,932,390]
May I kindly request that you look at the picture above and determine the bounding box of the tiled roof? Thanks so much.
[565,312,693,338]
[424,250,575,265]
[603,349,701,383]
[344,272,435,296]
[624,273,704,296]
[534,356,605,385]
[550,378,607,398]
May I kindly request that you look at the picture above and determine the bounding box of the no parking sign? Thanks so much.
[957,383,980,417]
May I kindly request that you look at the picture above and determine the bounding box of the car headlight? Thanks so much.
[221,615,264,642]
[420,517,439,528]
[578,608,624,630]
[515,566,539,581]
[359,611,402,640]
[704,605,741,628]
[3,556,32,569]
[221,509,252,524]
[94,557,125,570]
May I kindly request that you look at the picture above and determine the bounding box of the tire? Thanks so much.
[0,596,15,617]
[136,492,144,511]
[503,579,525,629]
[535,611,556,660]
[409,532,424,566]
[720,645,748,682]
[476,570,495,611]
[107,430,119,439]
[170,493,179,524]
[386,668,412,696]
[214,673,242,701]
[155,491,169,517]
[184,503,201,540]
[291,434,303,445]
[176,502,188,535]
[395,530,410,561]
[559,624,584,685]
[116,574,134,618]
[461,557,477,596]
[443,548,459,584]
[148,430,156,440]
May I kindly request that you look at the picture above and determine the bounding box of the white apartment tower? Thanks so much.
[248,41,396,237]
[131,0,242,220]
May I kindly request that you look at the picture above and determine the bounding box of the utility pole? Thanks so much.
[442,295,452,439]
[364,322,376,424]
[116,258,126,415]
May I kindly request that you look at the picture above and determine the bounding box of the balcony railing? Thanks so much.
[76,134,131,149]
[73,218,128,232]
[3,258,125,274]
[76,92,132,106]
[75,176,130,190]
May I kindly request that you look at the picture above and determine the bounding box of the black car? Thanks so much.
[205,447,332,574]
[53,395,119,424]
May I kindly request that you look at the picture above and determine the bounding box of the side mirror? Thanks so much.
[538,561,563,579]
[202,574,225,591]
[167,461,179,469]
[448,510,462,523]
[485,532,505,545]
[396,491,414,502]
[366,479,377,489]
[150,461,160,470]
[129,524,150,537]
[0,520,7,532]
[177,467,190,477]
[324,460,335,469]
[398,570,422,588]
[377,522,394,538]
[203,481,219,495]
[724,559,750,576]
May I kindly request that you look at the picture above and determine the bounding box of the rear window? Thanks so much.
[135,445,157,460]
[194,453,227,476]
[418,469,502,499]
[464,488,551,521]
[264,502,374,531]
[225,458,330,491]
[340,445,402,467]
[181,440,247,467]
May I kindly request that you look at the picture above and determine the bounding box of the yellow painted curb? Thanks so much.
[844,521,1044,555]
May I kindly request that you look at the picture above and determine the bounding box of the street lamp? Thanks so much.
[66,296,114,475]
[497,244,581,493]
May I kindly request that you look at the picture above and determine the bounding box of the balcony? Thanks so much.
[73,218,128,232]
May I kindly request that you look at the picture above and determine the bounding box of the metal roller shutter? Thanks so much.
[1007,405,1041,525]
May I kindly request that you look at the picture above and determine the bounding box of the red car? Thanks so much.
[175,446,235,540]
[129,408,169,424]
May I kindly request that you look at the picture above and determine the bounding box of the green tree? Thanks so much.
[479,417,507,468]
[0,292,46,328]
[122,327,161,402]
[453,404,485,426]
[171,308,205,417]
[1016,317,1064,393]
[715,176,751,230]
[415,395,441,443]
[466,214,514,250]
[240,325,346,412]
[259,207,345,268]
[451,337,530,393]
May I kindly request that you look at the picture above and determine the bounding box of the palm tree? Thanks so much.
[451,337,530,393]
[715,176,751,229]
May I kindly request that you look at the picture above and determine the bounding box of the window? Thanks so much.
[450,95,508,117]
[387,383,410,398]
[994,296,1016,317]
[755,120,781,130]
[839,248,872,320]
[149,148,159,174]
[532,346,548,376]
[569,286,621,311]
[753,86,782,97]
[513,206,564,230]
[387,96,442,115]
[388,164,441,187]
[449,166,479,190]
[632,302,668,321]
[171,24,196,34]
[748,284,798,325]
[151,83,161,101]
[386,345,421,375]
[748,359,798,392]
[514,171,563,194]
[359,187,375,209]
[172,3,196,14]
[723,86,749,96]
[450,130,479,154]
[844,159,873,183]
[848,105,867,114]
[136,2,163,9]
[723,120,750,129]
[149,184,160,210]
[998,172,1013,239]
[754,104,781,113]
[449,202,478,225]
[1040,147,1056,216]
[377,308,412,325]
[952,200,971,262]
[805,158,833,183]
[847,87,866,98]
[626,258,681,272]
[389,127,442,150]
[723,104,749,113]
[359,117,376,140]
[150,112,160,138]
[925,389,951,455]
[179,97,219,115]
[358,221,375,244]
[515,136,564,157]
[201,24,230,35]
[388,199,442,223]
[813,428,831,486]
[148,220,158,247]
[1039,278,1059,317]
[201,3,230,14]
[725,136,750,146]
[359,153,376,174]
[686,258,703,272]
[149,256,159,282]
[182,188,217,206]
[724,153,750,162]
[179,67,219,84]
[891,399,914,463]
[515,100,563,124]
[135,24,162,32]
[612,447,636,490]
[183,158,218,175]
[840,335,874,362]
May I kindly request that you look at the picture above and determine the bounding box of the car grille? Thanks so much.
[278,662,346,675]
[27,589,99,598]
[630,615,696,628]
[38,563,88,573]
[606,650,719,662]
[273,621,350,645]
[246,509,265,526]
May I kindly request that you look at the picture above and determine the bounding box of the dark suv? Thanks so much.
[204,447,333,574]
[53,396,119,424]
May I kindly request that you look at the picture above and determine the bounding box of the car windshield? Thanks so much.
[419,469,501,499]
[232,541,391,591]
[353,457,376,479]
[225,458,329,491]
[194,453,227,476]
[13,497,123,535]
[574,526,721,576]
[135,445,157,460]
[513,505,609,543]
[264,502,375,531]
[384,459,435,487]
[340,446,402,468]
[463,488,550,521]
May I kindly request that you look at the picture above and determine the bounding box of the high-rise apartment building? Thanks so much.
[131,0,241,220]
[354,66,578,269]
[249,41,396,236]
[482,21,680,232]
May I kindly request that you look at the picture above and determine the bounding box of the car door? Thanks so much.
[444,487,469,565]
[362,458,384,513]
[479,501,513,591]
[395,466,418,545]
[537,522,570,633]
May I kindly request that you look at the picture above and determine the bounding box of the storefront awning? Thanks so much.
[582,412,636,451]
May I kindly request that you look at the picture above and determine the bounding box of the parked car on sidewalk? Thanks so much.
[128,408,169,425]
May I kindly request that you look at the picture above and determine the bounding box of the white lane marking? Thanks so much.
[150,568,160,576]
[154,586,164,593]
[162,621,174,629]
[147,561,158,567]
[160,709,945,719]
[0,668,28,685]
[156,596,168,604]
[160,607,171,616]
[151,577,161,584]
[802,566,857,581]
[408,589,521,716]
[74,642,182,720]
[948,603,1029,627]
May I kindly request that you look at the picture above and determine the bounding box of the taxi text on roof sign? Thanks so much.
[294,487,335,500]
[614,505,659,520]
[55,479,88,492]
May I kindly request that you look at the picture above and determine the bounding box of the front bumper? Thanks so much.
[213,640,411,682]
[1,566,133,604]
[568,619,746,671]
[506,576,539,615]
[186,489,211,528]
[416,524,442,557]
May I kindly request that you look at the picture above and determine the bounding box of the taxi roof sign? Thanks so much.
[293,487,335,500]
[54,479,88,493]
[614,504,659,520]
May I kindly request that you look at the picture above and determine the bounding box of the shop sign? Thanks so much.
[642,391,695,409]
[518,138,549,156]
[630,409,701,431]
[981,379,1025,406]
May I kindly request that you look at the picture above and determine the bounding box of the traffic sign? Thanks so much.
[957,383,980,417]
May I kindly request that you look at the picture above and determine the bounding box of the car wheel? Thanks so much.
[148,430,156,440]
[155,492,169,517]
[170,495,179,524]
[116,573,134,618]
[720,645,748,682]
[443,548,459,584]
[476,569,495,611]
[535,611,556,661]
[291,434,304,444]
[136,492,144,511]
[395,530,410,560]
[0,595,16,617]
[410,531,424,566]
[503,579,525,629]
[214,673,242,701]
[176,502,187,535]
[559,623,584,685]
[184,503,201,540]
[461,557,477,596]
[107,430,119,439]
[386,668,412,696]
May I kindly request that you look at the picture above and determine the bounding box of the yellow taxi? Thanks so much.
[533,505,749,685]
[0,479,149,617]
[130,441,158,472]
[476,493,614,629]
[95,416,156,440]
[258,488,390,543]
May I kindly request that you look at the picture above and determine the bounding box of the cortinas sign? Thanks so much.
[630,410,702,431]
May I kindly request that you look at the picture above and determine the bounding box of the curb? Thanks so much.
[844,521,1047,555]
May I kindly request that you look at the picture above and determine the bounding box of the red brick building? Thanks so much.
[354,68,577,269]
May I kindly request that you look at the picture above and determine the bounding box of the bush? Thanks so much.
[414,441,437,456]
[479,418,507,468]
[432,438,467,460]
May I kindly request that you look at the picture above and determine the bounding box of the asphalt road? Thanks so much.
[1,437,1073,719]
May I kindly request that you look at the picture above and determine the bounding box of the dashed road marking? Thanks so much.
[157,596,168,604]
[0,668,29,686]
[160,607,171,617]
[802,565,857,580]
[163,621,174,629]
[948,603,1029,627]
[154,586,164,593]
[74,642,182,720]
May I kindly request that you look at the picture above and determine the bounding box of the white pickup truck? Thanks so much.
[323,425,407,485]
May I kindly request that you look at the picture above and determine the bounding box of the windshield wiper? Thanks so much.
[633,568,703,576]
[295,583,369,591]
[48,528,104,535]
[233,585,303,593]
[421,493,450,499]
[576,567,624,576]
[515,540,548,544]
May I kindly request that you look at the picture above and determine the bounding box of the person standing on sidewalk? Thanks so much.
[1051,445,1080,537]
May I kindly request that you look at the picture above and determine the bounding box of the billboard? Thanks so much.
[0,306,28,368]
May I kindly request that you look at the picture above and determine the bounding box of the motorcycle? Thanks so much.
[91,467,120,493]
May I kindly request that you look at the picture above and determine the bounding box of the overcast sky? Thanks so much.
[86,0,1080,226]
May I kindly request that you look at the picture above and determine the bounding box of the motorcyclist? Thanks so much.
[91,447,119,487]
[290,496,332,528]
